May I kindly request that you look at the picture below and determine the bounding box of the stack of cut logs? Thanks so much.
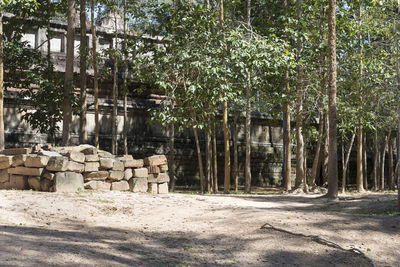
[0,144,169,194]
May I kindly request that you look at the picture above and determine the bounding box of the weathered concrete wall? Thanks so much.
[4,96,295,187]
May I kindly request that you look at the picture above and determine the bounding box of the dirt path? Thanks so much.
[0,190,398,266]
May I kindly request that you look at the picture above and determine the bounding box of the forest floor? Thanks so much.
[0,189,398,267]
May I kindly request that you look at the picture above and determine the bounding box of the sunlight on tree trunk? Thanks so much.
[0,10,4,151]
[79,0,87,145]
[91,0,99,149]
[193,127,205,193]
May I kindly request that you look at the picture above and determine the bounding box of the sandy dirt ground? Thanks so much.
[0,190,398,267]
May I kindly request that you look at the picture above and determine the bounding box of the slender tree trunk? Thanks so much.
[380,129,390,191]
[193,127,205,193]
[79,0,87,144]
[373,129,379,190]
[219,0,230,194]
[356,2,364,192]
[232,114,239,192]
[295,0,305,189]
[169,123,175,192]
[213,122,218,193]
[112,11,119,155]
[389,134,394,190]
[363,133,368,190]
[311,102,324,186]
[282,0,291,192]
[91,0,99,149]
[341,133,355,194]
[123,0,128,155]
[327,0,338,199]
[63,0,76,146]
[322,111,329,185]
[206,129,212,192]
[244,0,252,194]
[356,127,364,192]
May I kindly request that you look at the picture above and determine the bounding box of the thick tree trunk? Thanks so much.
[341,133,355,194]
[79,0,87,144]
[356,127,364,192]
[91,0,99,149]
[206,129,212,192]
[232,114,239,192]
[112,11,119,155]
[63,0,76,146]
[244,0,252,194]
[193,127,205,193]
[0,11,4,150]
[169,123,176,192]
[213,122,218,193]
[363,133,368,190]
[295,0,305,190]
[327,0,338,199]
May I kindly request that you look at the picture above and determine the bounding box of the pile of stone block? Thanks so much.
[0,145,169,194]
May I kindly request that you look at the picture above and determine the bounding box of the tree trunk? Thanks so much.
[327,0,338,199]
[232,114,239,192]
[63,0,76,146]
[363,133,368,190]
[123,0,128,155]
[219,0,230,194]
[206,129,212,192]
[295,0,305,190]
[169,123,176,192]
[111,11,119,155]
[79,0,87,144]
[193,127,205,193]
[282,0,291,192]
[356,127,364,192]
[380,129,390,191]
[322,111,329,185]
[0,11,4,150]
[373,129,379,191]
[91,0,99,149]
[213,122,218,193]
[389,134,394,190]
[341,133,355,194]
[244,0,252,194]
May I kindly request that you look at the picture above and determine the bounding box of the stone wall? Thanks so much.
[0,145,169,194]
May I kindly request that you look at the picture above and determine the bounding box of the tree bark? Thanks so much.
[0,11,4,151]
[111,10,119,155]
[373,129,379,191]
[232,114,239,192]
[356,127,364,192]
[193,127,205,193]
[322,110,329,185]
[380,129,390,191]
[389,134,394,190]
[295,0,305,189]
[219,0,230,194]
[123,0,128,155]
[79,0,87,144]
[244,0,252,194]
[213,122,218,193]
[63,0,76,146]
[91,0,99,149]
[310,100,324,186]
[169,123,176,192]
[327,0,338,199]
[341,133,355,194]
[206,129,212,192]
[363,133,368,190]
[283,0,291,192]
